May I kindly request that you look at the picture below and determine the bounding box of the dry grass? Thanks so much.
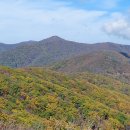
[0,122,34,130]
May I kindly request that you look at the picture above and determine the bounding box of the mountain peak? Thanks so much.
[42,36,65,42]
[50,35,63,39]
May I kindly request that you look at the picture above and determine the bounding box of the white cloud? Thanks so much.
[103,12,130,39]
[0,0,106,43]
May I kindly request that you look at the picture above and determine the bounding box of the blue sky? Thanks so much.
[0,0,130,44]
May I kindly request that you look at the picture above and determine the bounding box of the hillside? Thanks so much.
[0,66,130,129]
[52,50,130,83]
[0,43,16,52]
[0,36,90,67]
[0,36,130,68]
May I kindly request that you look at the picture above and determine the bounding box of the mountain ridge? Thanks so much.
[0,36,130,68]
[51,50,130,83]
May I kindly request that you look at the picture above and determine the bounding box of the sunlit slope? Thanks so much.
[0,66,130,129]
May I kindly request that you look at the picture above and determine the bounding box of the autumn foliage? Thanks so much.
[0,66,130,129]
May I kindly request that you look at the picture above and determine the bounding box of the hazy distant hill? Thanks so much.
[52,50,130,83]
[52,50,130,73]
[0,43,16,52]
[0,36,91,67]
[0,36,130,68]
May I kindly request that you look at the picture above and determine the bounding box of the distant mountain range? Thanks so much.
[0,43,16,52]
[0,36,92,67]
[52,50,130,83]
[0,36,130,68]
[52,50,130,73]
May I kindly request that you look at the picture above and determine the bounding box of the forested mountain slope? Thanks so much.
[0,36,130,68]
[52,50,130,83]
[0,66,130,129]
[0,43,15,52]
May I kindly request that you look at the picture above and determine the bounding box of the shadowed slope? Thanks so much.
[52,50,130,83]
[52,51,130,73]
